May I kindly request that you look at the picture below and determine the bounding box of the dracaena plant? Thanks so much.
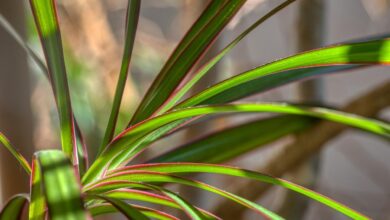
[0,0,389,219]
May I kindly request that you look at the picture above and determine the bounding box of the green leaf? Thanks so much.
[29,0,76,161]
[0,132,31,175]
[157,0,297,114]
[177,38,390,108]
[129,0,246,125]
[99,0,141,154]
[84,174,283,220]
[111,163,370,219]
[29,158,46,220]
[0,194,29,220]
[89,203,179,220]
[149,115,314,163]
[34,150,87,220]
[88,188,219,219]
[83,103,389,184]
[93,195,149,220]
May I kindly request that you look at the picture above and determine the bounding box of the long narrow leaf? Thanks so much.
[177,38,390,108]
[157,0,296,114]
[34,150,87,220]
[83,103,389,184]
[0,132,31,175]
[0,194,29,220]
[29,0,76,162]
[149,115,314,163]
[89,203,179,220]
[129,0,246,125]
[99,0,141,154]
[111,163,370,219]
[84,176,282,220]
[95,188,218,219]
[93,195,149,220]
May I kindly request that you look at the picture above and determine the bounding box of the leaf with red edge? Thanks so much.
[0,194,29,220]
[29,0,76,163]
[129,0,246,126]
[109,163,370,219]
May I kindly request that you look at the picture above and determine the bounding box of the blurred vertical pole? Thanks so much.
[0,0,34,204]
[277,0,326,218]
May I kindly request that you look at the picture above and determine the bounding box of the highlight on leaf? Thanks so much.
[0,0,388,219]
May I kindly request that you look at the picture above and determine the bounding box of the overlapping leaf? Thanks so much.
[149,115,314,163]
[99,0,141,154]
[129,0,246,125]
[109,163,370,219]
[29,0,79,166]
[32,150,87,220]
[84,103,389,184]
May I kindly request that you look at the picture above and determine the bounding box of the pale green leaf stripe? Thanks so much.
[29,158,46,220]
[85,175,283,220]
[29,0,76,161]
[93,195,149,220]
[113,163,370,219]
[84,103,389,184]
[0,132,31,175]
[178,38,390,108]
[158,0,296,114]
[0,194,29,220]
[99,0,141,154]
[89,203,179,220]
[35,150,87,220]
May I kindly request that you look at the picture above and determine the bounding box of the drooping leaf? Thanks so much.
[129,0,246,125]
[83,103,389,184]
[110,163,370,219]
[0,132,31,175]
[0,194,29,220]
[84,175,283,220]
[149,115,314,163]
[92,195,149,220]
[29,0,77,163]
[89,203,179,220]
[99,0,141,154]
[177,38,390,108]
[157,0,297,114]
[34,150,87,220]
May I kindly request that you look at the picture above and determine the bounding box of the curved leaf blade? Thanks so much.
[83,103,389,184]
[177,38,390,108]
[149,115,314,163]
[112,163,370,219]
[0,132,31,175]
[0,194,29,220]
[129,0,246,125]
[85,174,283,220]
[93,195,149,220]
[89,203,179,220]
